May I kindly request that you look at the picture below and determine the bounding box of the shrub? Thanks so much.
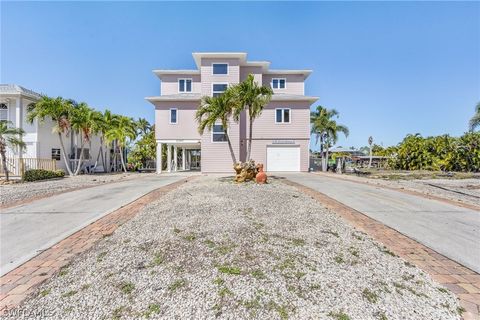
[23,169,65,182]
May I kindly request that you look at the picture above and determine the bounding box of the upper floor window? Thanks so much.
[213,63,228,75]
[170,108,178,124]
[212,84,228,97]
[0,103,8,122]
[178,79,192,92]
[272,78,286,89]
[275,108,290,124]
[212,124,227,142]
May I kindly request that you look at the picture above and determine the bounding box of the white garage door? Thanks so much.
[267,146,300,172]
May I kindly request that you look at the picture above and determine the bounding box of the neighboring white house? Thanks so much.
[0,84,116,175]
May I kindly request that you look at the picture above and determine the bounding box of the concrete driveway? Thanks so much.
[281,173,480,273]
[0,173,191,276]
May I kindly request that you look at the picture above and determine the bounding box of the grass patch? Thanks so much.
[437,287,448,293]
[149,252,164,267]
[119,281,135,294]
[362,288,378,303]
[61,290,77,298]
[278,257,295,271]
[216,245,235,255]
[292,238,305,246]
[112,306,125,320]
[168,279,187,291]
[218,265,241,275]
[183,234,196,241]
[267,301,289,320]
[81,284,91,290]
[334,254,345,264]
[402,274,415,281]
[348,247,359,257]
[328,311,350,320]
[457,306,466,315]
[96,252,107,262]
[58,266,69,277]
[143,303,161,318]
[218,287,233,298]
[379,246,396,257]
[322,230,340,238]
[204,239,216,248]
[213,277,225,286]
[39,289,51,297]
[251,269,266,279]
[173,227,182,234]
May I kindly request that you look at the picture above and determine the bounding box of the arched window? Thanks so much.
[0,103,8,122]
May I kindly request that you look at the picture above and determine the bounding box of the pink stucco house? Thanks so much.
[146,52,318,173]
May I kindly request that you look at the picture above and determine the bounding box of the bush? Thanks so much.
[23,169,65,182]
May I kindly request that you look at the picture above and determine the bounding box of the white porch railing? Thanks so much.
[0,157,57,177]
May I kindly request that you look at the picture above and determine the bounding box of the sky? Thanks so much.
[1,1,479,150]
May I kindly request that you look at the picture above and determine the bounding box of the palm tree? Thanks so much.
[310,106,349,171]
[105,116,136,172]
[27,96,74,176]
[368,136,373,168]
[136,118,151,136]
[196,89,239,164]
[0,121,26,181]
[70,103,97,175]
[99,109,118,172]
[232,74,273,161]
[469,102,480,132]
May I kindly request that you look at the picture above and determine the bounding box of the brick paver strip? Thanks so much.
[0,176,196,314]
[283,179,480,320]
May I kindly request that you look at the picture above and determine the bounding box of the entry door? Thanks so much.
[266,146,300,172]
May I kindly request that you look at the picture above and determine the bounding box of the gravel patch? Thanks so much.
[3,176,461,320]
[0,173,141,206]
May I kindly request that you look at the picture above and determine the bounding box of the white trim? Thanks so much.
[211,122,228,143]
[178,78,193,93]
[212,62,229,75]
[271,78,287,90]
[156,139,200,144]
[275,108,291,124]
[211,83,229,97]
[169,108,178,124]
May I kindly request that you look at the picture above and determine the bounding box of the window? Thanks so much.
[272,78,286,89]
[178,79,192,92]
[275,108,291,123]
[51,148,61,160]
[212,84,228,97]
[212,124,227,142]
[72,148,90,159]
[213,63,228,75]
[169,108,178,124]
[0,103,8,122]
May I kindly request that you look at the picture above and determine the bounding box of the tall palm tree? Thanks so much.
[70,103,96,175]
[27,96,74,176]
[105,116,136,172]
[196,89,239,164]
[310,106,349,171]
[368,136,373,168]
[232,74,273,161]
[136,118,151,136]
[469,102,480,132]
[0,121,25,181]
[99,109,118,172]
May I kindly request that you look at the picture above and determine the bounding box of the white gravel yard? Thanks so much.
[4,176,461,320]
[0,173,139,206]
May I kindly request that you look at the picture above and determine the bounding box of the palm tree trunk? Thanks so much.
[1,148,9,181]
[225,130,237,164]
[58,133,73,176]
[368,146,373,168]
[246,113,253,162]
[325,146,330,172]
[119,145,127,172]
[74,139,85,176]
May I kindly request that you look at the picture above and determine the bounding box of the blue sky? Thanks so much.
[1,1,479,149]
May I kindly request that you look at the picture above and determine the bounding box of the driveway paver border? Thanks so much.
[282,178,480,320]
[0,176,196,314]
